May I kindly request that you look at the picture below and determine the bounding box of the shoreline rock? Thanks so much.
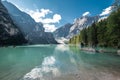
[81,48,96,52]
[117,50,120,55]
[80,47,117,53]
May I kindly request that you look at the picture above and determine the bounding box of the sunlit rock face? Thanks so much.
[0,0,26,45]
[68,16,99,38]
[54,16,99,43]
[53,0,120,43]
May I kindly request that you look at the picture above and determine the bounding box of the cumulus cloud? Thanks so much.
[43,24,57,32]
[39,14,61,24]
[25,8,61,32]
[27,8,53,22]
[26,9,62,24]
[82,12,90,16]
[100,6,113,16]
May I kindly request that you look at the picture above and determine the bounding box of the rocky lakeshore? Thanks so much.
[80,47,120,55]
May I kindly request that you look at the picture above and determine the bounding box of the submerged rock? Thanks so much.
[81,48,96,52]
[80,47,117,54]
[117,50,120,55]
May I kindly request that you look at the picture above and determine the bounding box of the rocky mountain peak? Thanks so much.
[54,15,99,43]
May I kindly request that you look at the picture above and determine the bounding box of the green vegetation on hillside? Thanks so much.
[69,8,120,48]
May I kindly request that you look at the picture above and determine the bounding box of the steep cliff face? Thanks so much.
[2,1,58,44]
[0,1,26,46]
[2,1,44,35]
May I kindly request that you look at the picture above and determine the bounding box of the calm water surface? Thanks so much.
[0,45,120,80]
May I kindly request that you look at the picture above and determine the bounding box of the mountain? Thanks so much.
[54,23,73,38]
[2,1,44,35]
[0,0,26,46]
[54,0,120,41]
[27,31,58,44]
[2,1,57,44]
[113,0,120,8]
[99,0,120,22]
[54,16,99,43]
[68,16,99,38]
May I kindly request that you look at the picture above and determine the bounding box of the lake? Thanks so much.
[0,45,120,80]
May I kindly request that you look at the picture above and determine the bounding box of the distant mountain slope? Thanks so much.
[54,0,120,41]
[0,0,26,46]
[113,0,120,8]
[2,1,57,44]
[27,31,58,44]
[54,16,99,42]
[68,16,99,38]
[54,23,73,38]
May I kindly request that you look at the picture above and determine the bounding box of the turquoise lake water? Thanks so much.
[0,45,120,80]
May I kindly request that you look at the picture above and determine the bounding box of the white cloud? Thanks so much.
[27,8,53,22]
[82,12,90,16]
[39,14,61,24]
[27,9,61,24]
[43,24,57,32]
[100,6,113,16]
[24,8,61,32]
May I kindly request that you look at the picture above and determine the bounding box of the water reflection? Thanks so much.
[0,45,120,80]
[22,45,80,80]
[23,56,59,80]
[22,45,120,80]
[0,45,55,80]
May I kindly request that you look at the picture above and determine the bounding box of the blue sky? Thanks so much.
[4,0,114,32]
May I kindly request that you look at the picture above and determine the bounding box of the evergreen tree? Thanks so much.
[97,20,107,47]
[87,23,98,47]
[69,8,120,48]
[107,8,120,48]
[81,28,88,46]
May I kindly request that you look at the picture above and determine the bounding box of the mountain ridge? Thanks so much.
[2,1,58,44]
[0,0,27,46]
[54,16,99,43]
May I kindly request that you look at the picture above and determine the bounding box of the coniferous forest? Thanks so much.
[69,8,120,48]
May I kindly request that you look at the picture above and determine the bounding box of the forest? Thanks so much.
[69,8,120,48]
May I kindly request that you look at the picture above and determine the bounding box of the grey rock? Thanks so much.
[54,23,73,38]
[117,50,120,55]
[2,1,44,35]
[27,31,58,44]
[2,1,57,44]
[0,1,26,46]
[54,16,99,40]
